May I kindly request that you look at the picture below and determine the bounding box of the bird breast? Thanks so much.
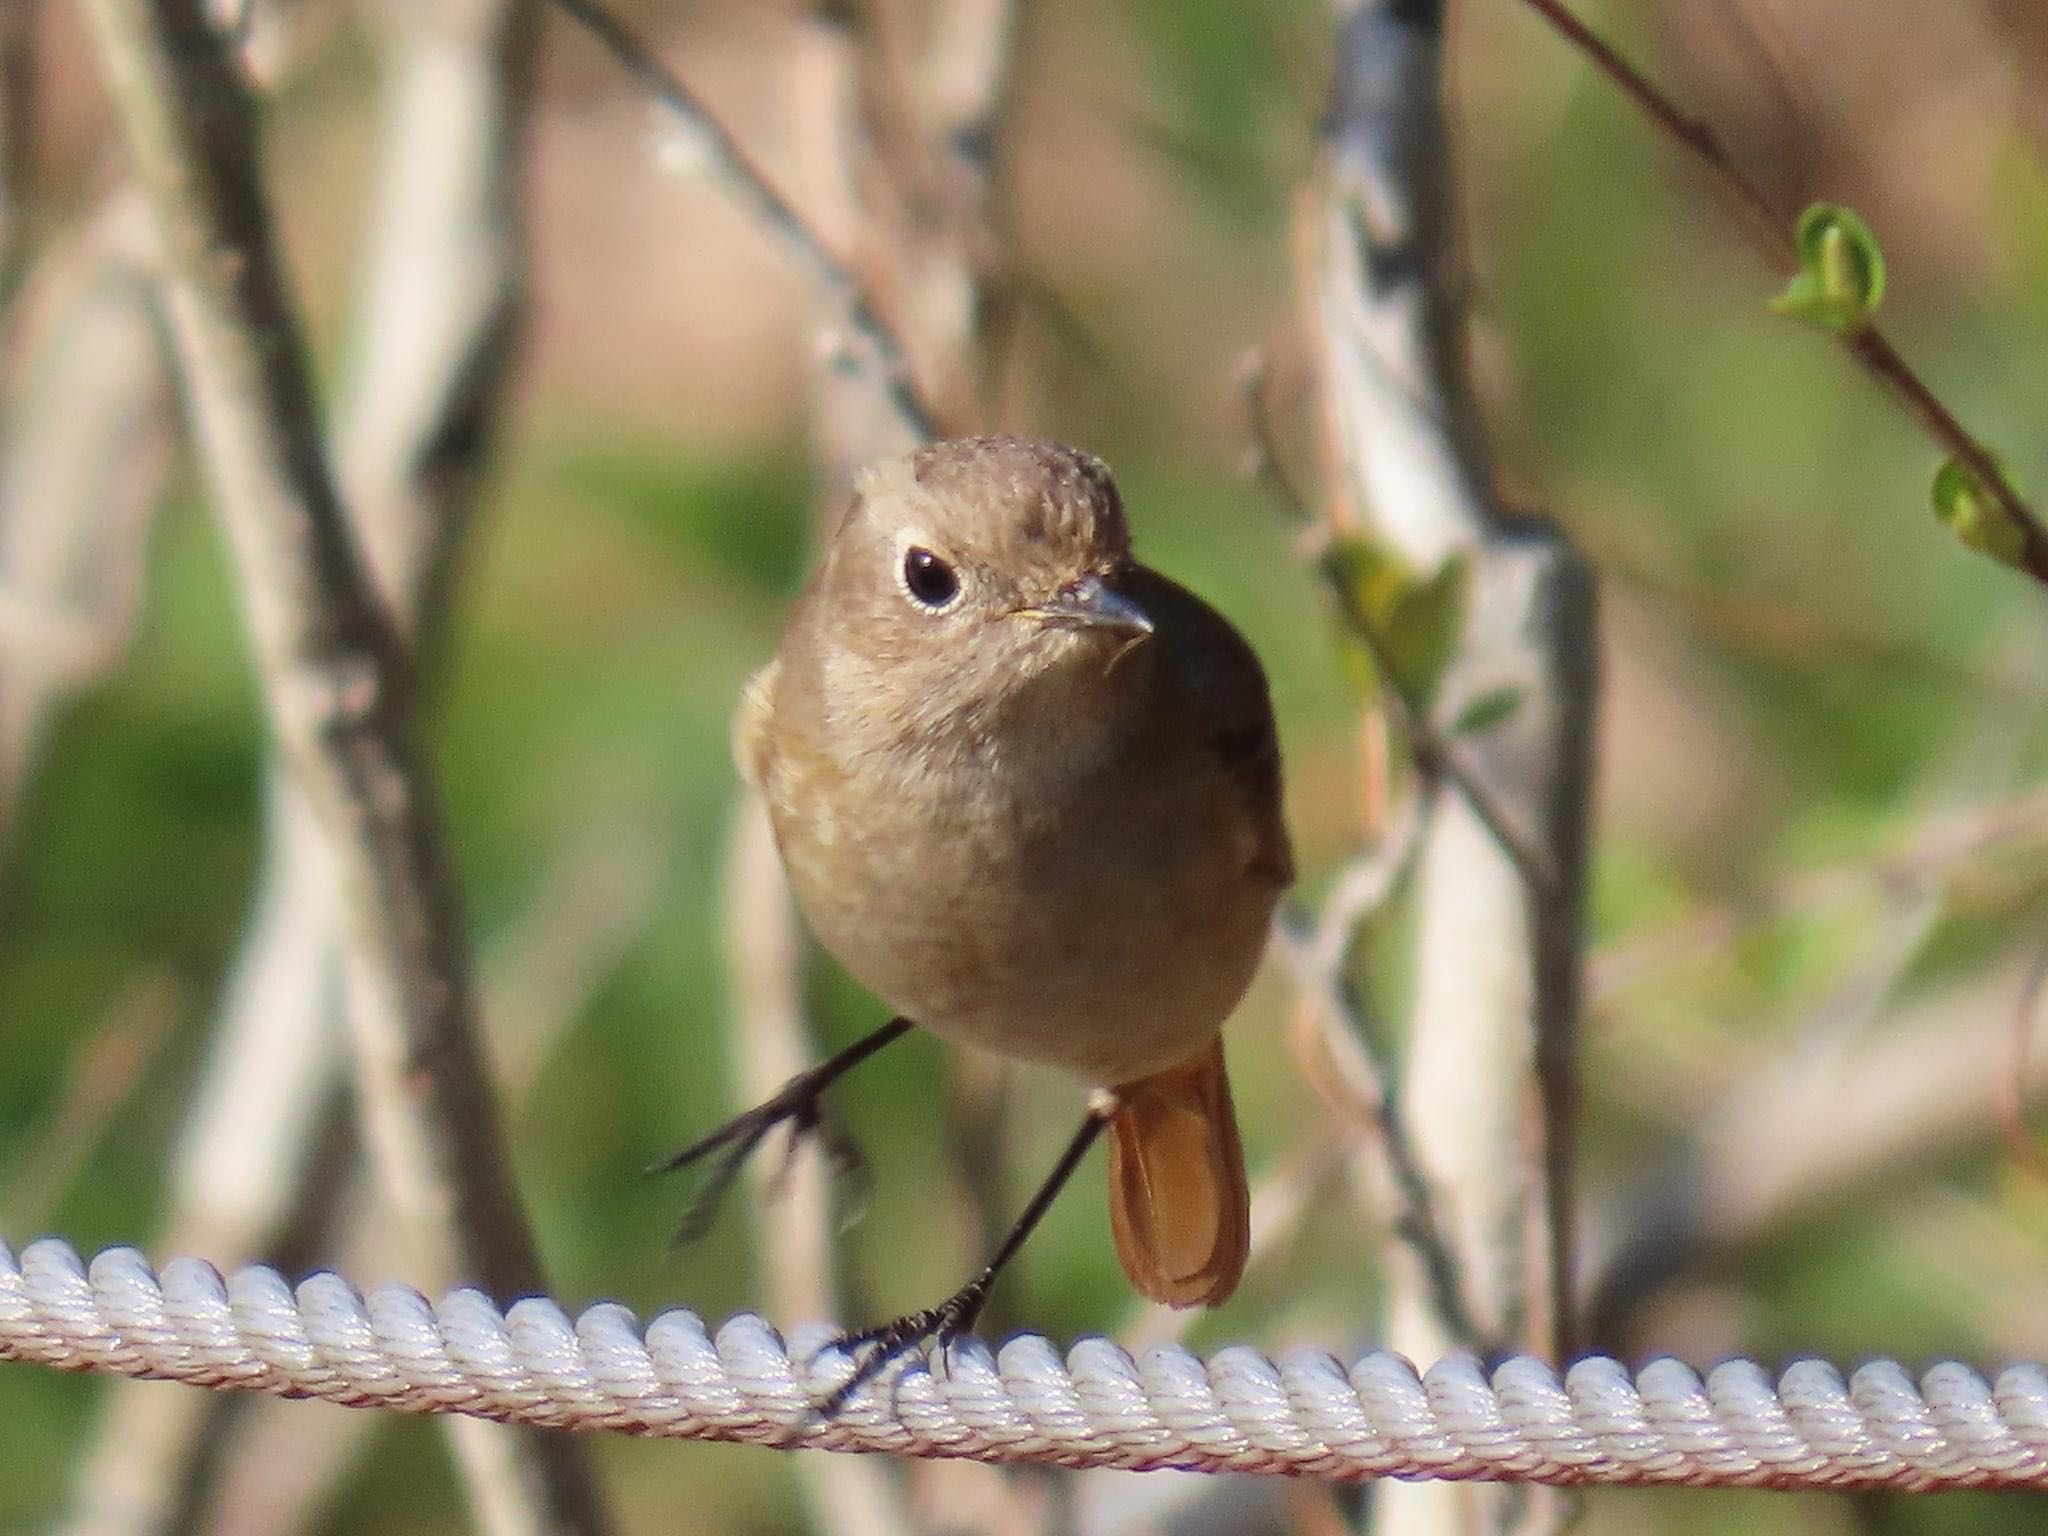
[762,670,1279,1087]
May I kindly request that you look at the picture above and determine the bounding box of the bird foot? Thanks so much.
[653,1076,867,1247]
[653,1017,913,1245]
[817,1284,990,1414]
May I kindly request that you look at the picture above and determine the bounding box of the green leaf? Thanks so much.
[1449,685,1524,737]
[1769,204,1885,332]
[1933,457,2030,570]
[1383,554,1468,709]
[1319,537,1396,695]
[1320,537,1404,632]
[1317,538,1469,709]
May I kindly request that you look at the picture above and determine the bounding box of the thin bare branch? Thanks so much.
[0,972,183,1236]
[339,0,535,631]
[0,194,172,871]
[863,0,1028,427]
[1512,0,2048,588]
[78,6,612,1536]
[485,823,667,1084]
[1319,568,1560,900]
[1282,968,1488,1356]
[549,0,940,446]
[1236,346,1319,528]
[724,797,845,1327]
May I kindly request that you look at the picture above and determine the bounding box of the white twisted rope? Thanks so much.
[5,1237,2047,1491]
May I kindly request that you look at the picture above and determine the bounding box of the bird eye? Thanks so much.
[901,546,960,610]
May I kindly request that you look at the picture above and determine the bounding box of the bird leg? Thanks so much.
[653,1015,915,1245]
[820,1096,1117,1412]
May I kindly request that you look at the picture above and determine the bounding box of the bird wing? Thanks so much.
[1134,569,1295,890]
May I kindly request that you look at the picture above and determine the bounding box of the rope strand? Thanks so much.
[5,1237,2047,1490]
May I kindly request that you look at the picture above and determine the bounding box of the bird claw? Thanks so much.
[654,1017,915,1248]
[819,1115,874,1231]
[762,1096,820,1199]
[816,1289,988,1413]
[660,1080,868,1247]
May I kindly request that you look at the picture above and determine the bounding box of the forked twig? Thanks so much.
[1272,789,1488,1354]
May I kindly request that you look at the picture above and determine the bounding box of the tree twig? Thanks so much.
[1236,346,1319,530]
[1512,0,2048,587]
[1319,570,1559,901]
[1271,788,1487,1353]
[79,6,612,1535]
[0,192,171,874]
[725,795,918,1536]
[548,0,939,446]
[859,0,1028,428]
[0,971,184,1236]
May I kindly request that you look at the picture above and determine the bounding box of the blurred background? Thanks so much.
[3,0,2048,1532]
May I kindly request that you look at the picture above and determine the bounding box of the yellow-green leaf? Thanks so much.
[1450,685,1524,737]
[1317,538,1468,709]
[1933,457,2029,570]
[1383,554,1468,709]
[1769,204,1885,332]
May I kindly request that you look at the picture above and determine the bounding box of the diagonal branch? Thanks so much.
[548,0,939,446]
[1512,0,2048,588]
[0,192,172,876]
[1320,573,1559,901]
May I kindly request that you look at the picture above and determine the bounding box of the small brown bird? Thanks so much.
[664,436,1291,1383]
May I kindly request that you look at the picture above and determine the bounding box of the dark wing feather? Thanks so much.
[1131,567,1295,889]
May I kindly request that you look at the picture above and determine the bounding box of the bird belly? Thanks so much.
[772,766,1276,1086]
[910,925,1269,1085]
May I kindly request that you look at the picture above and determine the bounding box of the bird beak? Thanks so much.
[1023,574,1154,638]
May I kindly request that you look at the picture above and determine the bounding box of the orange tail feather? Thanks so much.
[1106,1038,1249,1308]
